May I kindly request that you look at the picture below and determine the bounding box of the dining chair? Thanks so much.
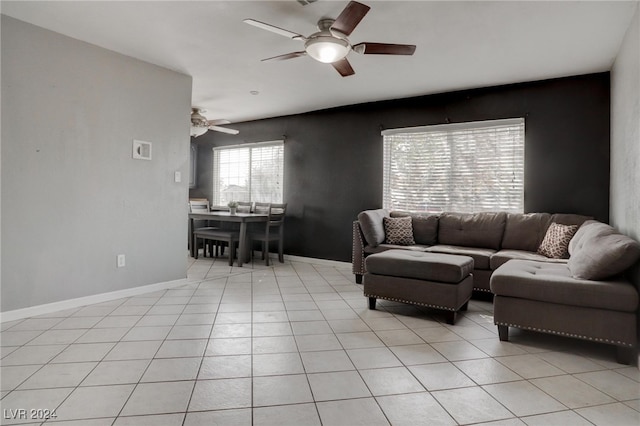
[252,202,271,214]
[249,203,287,266]
[189,199,220,256]
[189,199,210,214]
[189,198,224,257]
[237,201,253,213]
[249,202,272,245]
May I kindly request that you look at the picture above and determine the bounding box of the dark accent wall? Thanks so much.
[191,73,610,263]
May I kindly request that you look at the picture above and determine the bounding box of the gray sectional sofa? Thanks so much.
[352,210,590,291]
[352,210,640,363]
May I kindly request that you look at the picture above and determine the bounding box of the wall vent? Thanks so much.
[132,140,152,160]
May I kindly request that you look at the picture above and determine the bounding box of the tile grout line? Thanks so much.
[2,258,638,425]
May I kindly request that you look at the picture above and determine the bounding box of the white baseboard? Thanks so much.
[0,278,191,323]
[283,254,351,268]
[1,255,353,323]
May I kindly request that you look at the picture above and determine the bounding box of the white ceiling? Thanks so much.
[2,1,637,124]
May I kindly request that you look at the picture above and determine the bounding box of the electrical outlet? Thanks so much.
[117,254,126,268]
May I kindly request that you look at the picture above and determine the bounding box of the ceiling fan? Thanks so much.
[190,108,239,137]
[244,1,416,77]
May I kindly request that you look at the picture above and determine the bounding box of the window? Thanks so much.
[382,118,524,213]
[213,140,284,206]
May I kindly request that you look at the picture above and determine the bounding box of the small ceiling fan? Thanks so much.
[190,108,239,137]
[244,1,416,77]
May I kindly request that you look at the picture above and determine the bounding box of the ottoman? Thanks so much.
[364,250,474,324]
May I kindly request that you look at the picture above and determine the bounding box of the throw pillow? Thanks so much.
[357,209,390,247]
[383,216,415,245]
[568,221,640,280]
[537,222,578,259]
[390,211,439,245]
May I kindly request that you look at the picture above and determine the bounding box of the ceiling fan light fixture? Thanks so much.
[245,2,415,77]
[305,36,349,63]
[190,108,209,137]
[190,125,208,137]
[190,108,240,137]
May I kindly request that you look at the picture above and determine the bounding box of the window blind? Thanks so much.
[382,118,524,213]
[213,140,284,206]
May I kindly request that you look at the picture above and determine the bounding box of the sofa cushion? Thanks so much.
[550,213,592,227]
[490,260,639,312]
[357,209,389,247]
[438,212,507,250]
[537,222,578,259]
[501,213,551,252]
[490,249,568,270]
[390,211,439,245]
[365,250,474,283]
[544,213,591,257]
[383,216,415,245]
[567,219,601,256]
[365,244,430,255]
[568,221,640,280]
[426,244,495,270]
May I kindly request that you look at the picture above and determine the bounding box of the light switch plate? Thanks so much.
[174,171,182,183]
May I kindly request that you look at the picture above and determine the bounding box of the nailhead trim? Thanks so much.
[352,221,367,275]
[353,222,497,293]
[494,321,635,347]
[364,292,459,312]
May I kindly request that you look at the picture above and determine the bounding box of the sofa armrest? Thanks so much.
[352,221,367,281]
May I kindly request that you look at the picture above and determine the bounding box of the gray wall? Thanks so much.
[611,5,639,254]
[192,73,611,263]
[610,4,640,354]
[1,16,192,312]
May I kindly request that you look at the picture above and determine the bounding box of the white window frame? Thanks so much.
[382,118,525,213]
[212,140,284,206]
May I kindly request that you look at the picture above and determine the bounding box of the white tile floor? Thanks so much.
[1,254,639,425]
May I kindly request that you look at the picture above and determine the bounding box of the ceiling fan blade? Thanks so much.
[207,119,231,126]
[352,42,416,55]
[261,51,307,62]
[331,58,355,77]
[209,125,240,135]
[331,1,370,36]
[243,19,305,40]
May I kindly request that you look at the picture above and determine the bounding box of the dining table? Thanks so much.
[188,211,269,267]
